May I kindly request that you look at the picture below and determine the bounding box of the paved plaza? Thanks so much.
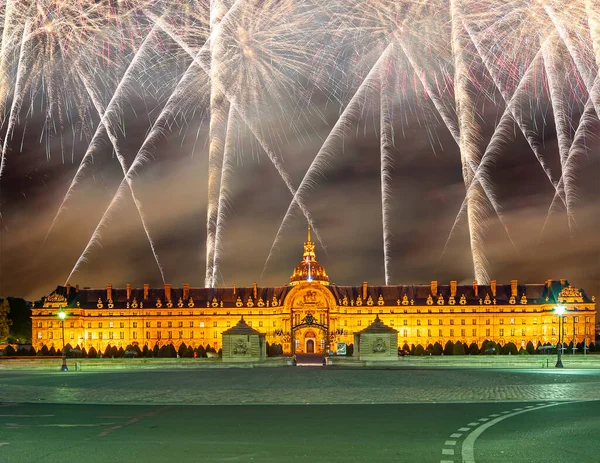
[2,366,600,405]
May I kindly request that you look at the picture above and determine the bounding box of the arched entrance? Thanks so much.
[304,331,316,353]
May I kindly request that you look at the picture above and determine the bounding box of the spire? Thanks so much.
[307,221,311,243]
[290,223,329,286]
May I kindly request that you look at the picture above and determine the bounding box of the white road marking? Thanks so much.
[440,460,454,463]
[458,427,470,432]
[450,433,462,438]
[467,422,480,426]
[461,403,563,463]
[478,418,489,422]
[489,414,500,417]
[444,440,457,446]
[0,443,9,447]
[442,448,455,455]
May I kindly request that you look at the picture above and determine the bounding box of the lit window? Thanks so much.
[109,322,113,328]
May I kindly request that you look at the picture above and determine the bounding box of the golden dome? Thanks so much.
[290,223,329,286]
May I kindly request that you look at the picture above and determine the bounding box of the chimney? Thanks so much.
[106,284,113,301]
[183,283,190,300]
[511,280,518,297]
[253,282,257,300]
[450,281,457,297]
[362,282,368,300]
[233,284,237,295]
[66,283,71,296]
[126,283,132,300]
[431,280,438,296]
[473,281,478,296]
[491,280,497,297]
[143,283,149,300]
[75,284,80,293]
[164,283,171,302]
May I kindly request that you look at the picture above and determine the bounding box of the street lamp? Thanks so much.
[57,306,68,372]
[555,304,565,368]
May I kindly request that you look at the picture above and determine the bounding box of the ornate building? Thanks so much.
[32,226,596,355]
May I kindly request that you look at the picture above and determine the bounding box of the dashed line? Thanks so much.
[489,414,500,417]
[0,443,9,447]
[477,418,489,422]
[442,448,455,455]
[467,422,480,426]
[450,433,462,438]
[458,427,470,432]
[444,440,457,446]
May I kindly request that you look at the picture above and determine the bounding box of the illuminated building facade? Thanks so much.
[32,226,596,355]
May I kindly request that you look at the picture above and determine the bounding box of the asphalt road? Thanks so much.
[2,400,599,462]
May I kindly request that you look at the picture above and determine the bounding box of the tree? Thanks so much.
[589,342,596,352]
[49,346,57,356]
[481,340,497,355]
[468,343,480,355]
[504,342,518,355]
[0,299,12,342]
[40,345,49,356]
[432,342,443,356]
[453,341,465,355]
[196,345,206,358]
[414,344,425,356]
[184,345,194,358]
[519,347,529,355]
[526,341,535,354]
[6,298,32,343]
[153,344,159,357]
[443,340,455,355]
[3,345,16,356]
[88,347,98,358]
[178,343,188,357]
[346,343,354,357]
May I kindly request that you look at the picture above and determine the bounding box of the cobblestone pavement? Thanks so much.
[2,367,600,405]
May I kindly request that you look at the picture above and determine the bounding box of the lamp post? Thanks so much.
[58,306,68,372]
[555,304,565,368]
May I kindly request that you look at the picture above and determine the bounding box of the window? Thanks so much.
[417,329,421,337]
[427,319,432,325]
[189,321,194,327]
[133,322,138,328]
[427,329,432,337]
[472,319,476,325]
[98,322,103,328]
[499,328,504,336]
[49,321,53,328]
[486,329,490,337]
[486,319,490,325]
[273,321,277,327]
[37,322,43,328]
[157,332,162,339]
[575,316,579,323]
[120,322,124,328]
[120,332,124,339]
[38,331,43,339]
[87,322,92,328]
[552,327,557,335]
[70,322,75,328]
[521,329,526,336]
[533,318,538,324]
[259,321,263,327]
[146,331,150,339]
[403,320,408,326]
[178,322,183,328]
[439,319,443,325]
[461,319,465,325]
[461,329,465,337]
[438,329,443,336]
[585,317,590,323]
[472,329,476,336]
[417,320,421,326]
[179,331,183,339]
[88,332,92,340]
[132,331,137,339]
[357,320,362,326]
[344,320,348,326]
[146,322,151,328]
[190,331,194,339]
[168,331,172,339]
[390,320,394,326]
[157,322,162,328]
[109,322,114,328]
[510,329,515,336]
[213,331,218,339]
[213,321,218,327]
[450,319,454,325]
[168,322,173,328]
[499,319,504,325]
[522,318,526,324]
[49,332,53,339]
[99,332,103,340]
[70,332,74,340]
[227,321,231,328]
[510,318,514,325]
[450,329,454,337]
[109,332,114,340]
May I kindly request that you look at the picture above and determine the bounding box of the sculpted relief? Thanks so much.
[372,337,387,353]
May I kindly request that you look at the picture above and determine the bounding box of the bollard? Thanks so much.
[546,359,549,368]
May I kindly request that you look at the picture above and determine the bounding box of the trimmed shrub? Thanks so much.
[346,343,354,357]
[414,344,425,356]
[467,342,480,355]
[504,342,518,355]
[3,345,16,356]
[453,341,465,355]
[178,343,188,357]
[526,341,535,354]
[443,340,455,355]
[432,342,443,356]
[87,347,97,358]
[48,346,57,356]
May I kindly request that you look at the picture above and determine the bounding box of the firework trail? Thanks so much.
[212,108,237,287]
[262,38,393,277]
[66,29,212,283]
[150,10,328,283]
[0,20,30,184]
[379,53,394,286]
[451,0,489,284]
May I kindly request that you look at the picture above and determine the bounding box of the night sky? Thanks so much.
[0,41,599,304]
